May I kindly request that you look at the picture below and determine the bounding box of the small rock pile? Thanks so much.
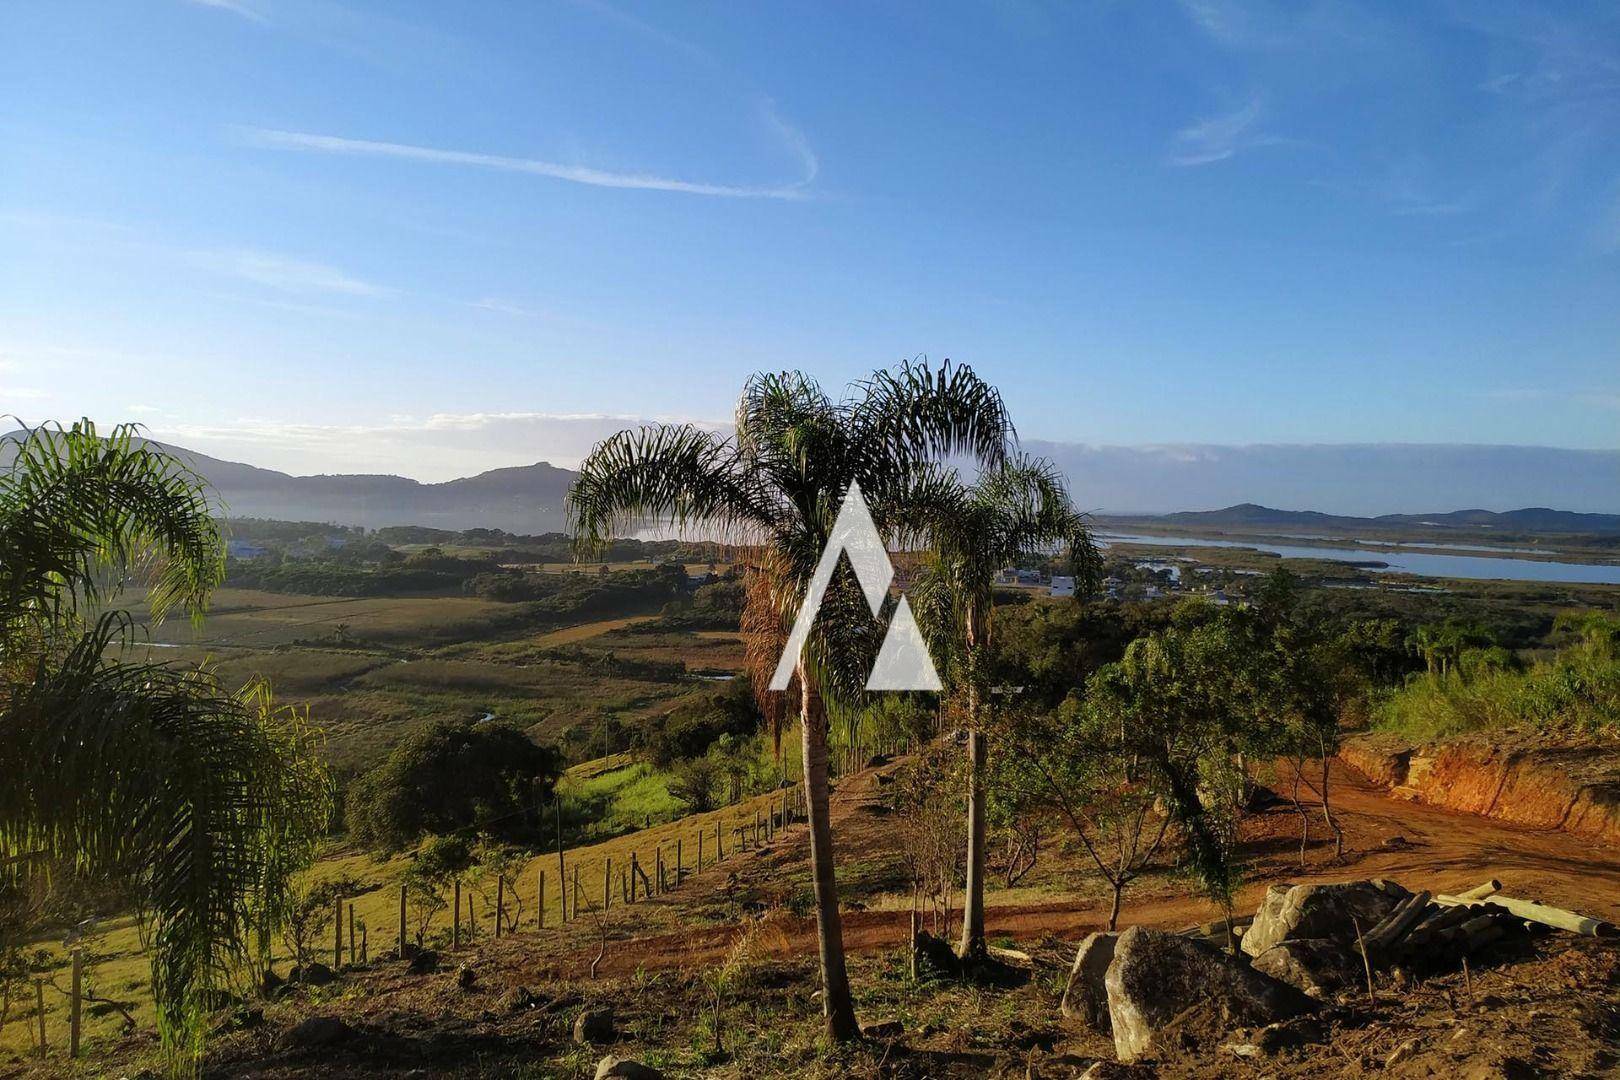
[1062,878,1615,1063]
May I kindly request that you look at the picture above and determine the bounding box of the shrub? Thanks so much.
[346,721,564,851]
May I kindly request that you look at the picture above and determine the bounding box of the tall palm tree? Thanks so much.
[0,421,330,1060]
[911,456,1099,961]
[568,362,1013,1040]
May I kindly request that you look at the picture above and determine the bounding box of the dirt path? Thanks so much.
[513,755,1620,980]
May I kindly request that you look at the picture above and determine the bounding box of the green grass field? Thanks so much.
[114,588,744,770]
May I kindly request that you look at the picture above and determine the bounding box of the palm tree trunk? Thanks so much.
[798,662,859,1042]
[958,721,988,961]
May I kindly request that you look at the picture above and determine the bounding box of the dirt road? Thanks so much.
[516,755,1620,980]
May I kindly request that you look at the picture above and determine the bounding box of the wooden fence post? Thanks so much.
[348,903,356,963]
[620,867,629,904]
[398,884,407,956]
[496,877,505,939]
[468,890,477,940]
[69,949,81,1059]
[334,896,344,968]
[556,799,567,924]
[453,881,462,948]
[629,853,639,902]
[35,978,46,1060]
[572,866,581,916]
[538,869,546,930]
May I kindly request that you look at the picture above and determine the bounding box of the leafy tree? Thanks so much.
[347,720,563,851]
[668,755,723,813]
[997,700,1171,930]
[1079,603,1288,931]
[909,455,1099,960]
[0,421,330,1058]
[569,361,1014,1041]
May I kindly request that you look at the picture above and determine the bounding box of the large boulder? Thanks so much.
[1242,881,1402,958]
[1060,932,1118,1030]
[1249,937,1357,999]
[574,1007,616,1046]
[1105,926,1314,1062]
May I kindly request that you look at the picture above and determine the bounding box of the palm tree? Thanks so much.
[568,362,1013,1040]
[911,456,1099,961]
[0,421,329,1059]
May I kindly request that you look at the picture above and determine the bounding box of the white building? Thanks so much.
[1049,575,1075,598]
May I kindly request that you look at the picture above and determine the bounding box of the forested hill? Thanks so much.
[0,431,579,531]
[1119,503,1620,536]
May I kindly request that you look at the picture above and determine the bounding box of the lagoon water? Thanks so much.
[1099,534,1620,586]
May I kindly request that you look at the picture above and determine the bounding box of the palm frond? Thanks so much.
[851,358,1015,473]
[0,419,223,636]
[567,424,775,555]
[0,615,330,1051]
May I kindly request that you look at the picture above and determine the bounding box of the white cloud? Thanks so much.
[1168,97,1266,165]
[195,249,393,297]
[147,411,729,480]
[184,0,267,24]
[236,116,819,200]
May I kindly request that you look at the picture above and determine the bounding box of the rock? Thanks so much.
[1060,932,1119,1031]
[1254,1016,1327,1053]
[1105,926,1315,1062]
[455,964,477,990]
[861,1018,904,1040]
[574,1007,615,1045]
[594,1057,665,1080]
[1243,881,1403,958]
[1385,1037,1421,1068]
[289,961,334,986]
[407,949,439,975]
[260,968,285,998]
[498,985,543,1012]
[281,1015,353,1049]
[1250,937,1356,999]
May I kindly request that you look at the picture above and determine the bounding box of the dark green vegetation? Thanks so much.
[346,720,566,852]
[0,422,329,1059]
[1375,613,1620,742]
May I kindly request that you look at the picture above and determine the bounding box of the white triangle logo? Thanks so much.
[769,481,943,693]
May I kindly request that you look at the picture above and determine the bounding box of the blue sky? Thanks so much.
[3,0,1618,480]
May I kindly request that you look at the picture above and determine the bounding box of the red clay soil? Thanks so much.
[1341,735,1620,845]
[512,753,1620,981]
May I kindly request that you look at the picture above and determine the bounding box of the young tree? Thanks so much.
[0,421,331,1057]
[569,362,1014,1040]
[910,455,1099,960]
[997,701,1170,930]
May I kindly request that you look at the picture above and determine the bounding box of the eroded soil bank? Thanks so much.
[1340,734,1620,846]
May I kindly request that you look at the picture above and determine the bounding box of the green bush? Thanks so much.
[346,720,564,851]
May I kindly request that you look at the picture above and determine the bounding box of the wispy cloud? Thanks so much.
[236,113,819,200]
[194,250,393,297]
[184,0,267,24]
[466,298,541,318]
[1168,97,1267,166]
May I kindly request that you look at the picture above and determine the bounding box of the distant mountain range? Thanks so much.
[1103,502,1620,536]
[0,433,578,532]
[5,431,1616,534]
